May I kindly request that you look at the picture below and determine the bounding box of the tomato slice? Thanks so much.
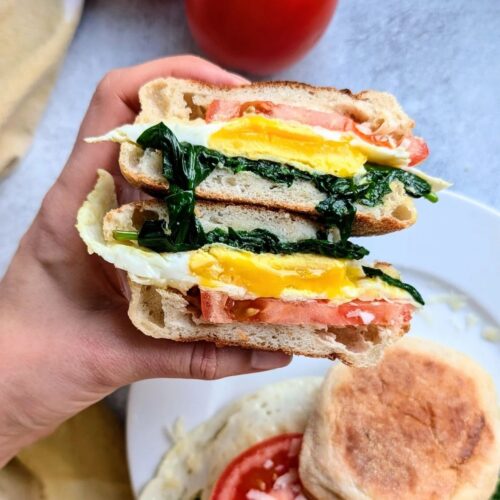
[402,135,430,166]
[199,290,414,327]
[210,433,305,500]
[205,99,352,131]
[200,289,232,323]
[204,99,429,165]
[205,99,242,122]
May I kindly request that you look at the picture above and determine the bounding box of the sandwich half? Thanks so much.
[88,78,450,238]
[77,170,423,366]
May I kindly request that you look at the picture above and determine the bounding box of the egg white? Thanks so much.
[76,169,194,290]
[86,120,221,148]
[400,166,451,192]
[139,377,322,500]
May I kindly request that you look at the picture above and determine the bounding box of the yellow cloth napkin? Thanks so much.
[0,0,82,177]
[0,403,134,500]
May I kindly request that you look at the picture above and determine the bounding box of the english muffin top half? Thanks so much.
[300,337,500,500]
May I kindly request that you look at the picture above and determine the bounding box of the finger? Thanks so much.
[106,54,249,116]
[89,318,291,386]
[79,54,249,140]
[58,55,249,196]
[126,338,292,382]
[167,342,292,380]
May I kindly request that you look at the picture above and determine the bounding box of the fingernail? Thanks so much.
[229,72,250,84]
[251,350,292,370]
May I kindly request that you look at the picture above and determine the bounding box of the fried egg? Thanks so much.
[76,170,419,306]
[87,116,450,190]
[87,114,413,175]
[140,377,322,500]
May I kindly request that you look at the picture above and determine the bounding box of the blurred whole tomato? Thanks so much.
[185,0,338,75]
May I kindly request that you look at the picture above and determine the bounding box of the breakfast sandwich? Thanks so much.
[77,169,422,366]
[88,78,450,238]
[77,77,452,363]
[140,338,500,500]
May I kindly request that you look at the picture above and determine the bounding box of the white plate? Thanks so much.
[126,191,500,496]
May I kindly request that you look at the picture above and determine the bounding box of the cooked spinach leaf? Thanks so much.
[137,220,172,252]
[133,187,207,252]
[362,266,425,305]
[205,227,281,253]
[167,186,209,248]
[137,215,203,253]
[359,164,433,206]
[314,174,359,197]
[119,224,368,260]
[316,197,356,242]
[280,238,368,259]
[137,125,213,189]
[112,230,138,241]
[136,123,434,242]
[206,227,368,259]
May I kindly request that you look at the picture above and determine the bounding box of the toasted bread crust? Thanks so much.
[176,324,411,365]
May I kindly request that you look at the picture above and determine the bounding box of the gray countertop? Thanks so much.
[0,0,498,415]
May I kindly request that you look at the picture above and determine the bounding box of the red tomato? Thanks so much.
[210,433,305,499]
[205,100,352,131]
[204,99,430,160]
[200,290,414,327]
[186,0,338,74]
[402,135,430,166]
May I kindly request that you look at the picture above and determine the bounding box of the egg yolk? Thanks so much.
[189,246,364,299]
[207,115,367,178]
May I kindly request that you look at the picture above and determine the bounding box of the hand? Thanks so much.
[0,55,291,466]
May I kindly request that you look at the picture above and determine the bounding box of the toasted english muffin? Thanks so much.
[299,337,500,499]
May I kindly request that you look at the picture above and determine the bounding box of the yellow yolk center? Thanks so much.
[207,115,367,177]
[189,246,363,299]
